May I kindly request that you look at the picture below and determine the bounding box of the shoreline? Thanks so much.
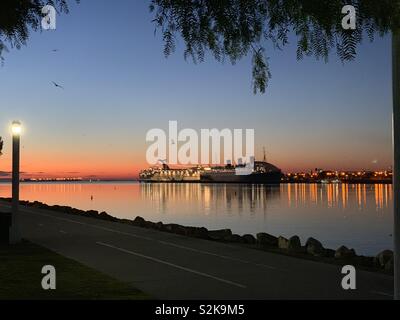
[0,197,394,275]
[0,180,394,185]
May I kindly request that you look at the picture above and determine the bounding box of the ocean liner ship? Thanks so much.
[139,158,282,184]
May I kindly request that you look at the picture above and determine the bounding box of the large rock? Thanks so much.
[278,236,289,250]
[32,201,45,208]
[184,226,209,239]
[196,227,209,238]
[86,210,99,217]
[305,237,324,256]
[132,216,146,227]
[225,234,245,243]
[334,246,356,259]
[375,250,393,268]
[155,222,164,230]
[242,234,256,244]
[63,206,73,212]
[163,223,186,235]
[144,221,157,229]
[208,229,232,241]
[324,249,336,258]
[99,211,117,222]
[355,256,375,268]
[68,207,82,215]
[385,256,394,272]
[288,235,302,251]
[256,233,278,247]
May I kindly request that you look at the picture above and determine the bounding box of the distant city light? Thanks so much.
[282,169,392,183]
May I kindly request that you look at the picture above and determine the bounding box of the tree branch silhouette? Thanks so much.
[1,1,399,93]
[150,0,400,93]
[0,0,79,64]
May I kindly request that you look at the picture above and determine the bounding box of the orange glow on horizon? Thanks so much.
[0,143,393,180]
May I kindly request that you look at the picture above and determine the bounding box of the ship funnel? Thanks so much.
[245,156,255,168]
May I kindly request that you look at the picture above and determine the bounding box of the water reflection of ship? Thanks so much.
[139,183,281,214]
[320,179,341,184]
[139,158,283,184]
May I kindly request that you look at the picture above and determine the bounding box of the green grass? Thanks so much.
[0,240,149,300]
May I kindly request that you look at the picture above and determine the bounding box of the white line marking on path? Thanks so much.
[96,241,247,289]
[158,240,276,270]
[19,206,278,270]
[59,230,67,234]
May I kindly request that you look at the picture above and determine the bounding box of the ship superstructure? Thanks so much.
[139,162,202,182]
[139,158,283,184]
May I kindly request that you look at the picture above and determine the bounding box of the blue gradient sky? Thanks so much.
[0,0,393,178]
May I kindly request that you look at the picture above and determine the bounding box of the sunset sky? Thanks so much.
[0,1,393,179]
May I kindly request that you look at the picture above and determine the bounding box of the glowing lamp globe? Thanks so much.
[11,121,22,135]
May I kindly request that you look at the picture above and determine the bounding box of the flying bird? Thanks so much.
[51,49,59,52]
[0,137,3,156]
[52,81,64,89]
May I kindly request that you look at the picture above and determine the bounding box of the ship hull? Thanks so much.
[139,173,282,184]
[200,172,282,184]
[139,176,200,183]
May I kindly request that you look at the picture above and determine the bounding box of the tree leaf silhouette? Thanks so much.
[150,0,400,94]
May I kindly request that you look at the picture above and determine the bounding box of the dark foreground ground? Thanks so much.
[0,201,394,299]
[0,241,148,300]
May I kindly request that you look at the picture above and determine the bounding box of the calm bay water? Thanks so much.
[0,182,393,255]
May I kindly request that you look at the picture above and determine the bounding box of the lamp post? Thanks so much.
[10,121,22,244]
[393,30,400,300]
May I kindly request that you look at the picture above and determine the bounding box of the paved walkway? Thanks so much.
[0,201,394,299]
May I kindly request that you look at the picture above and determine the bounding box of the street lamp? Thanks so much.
[393,30,400,300]
[12,122,22,135]
[10,121,21,244]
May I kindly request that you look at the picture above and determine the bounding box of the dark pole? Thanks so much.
[393,31,400,300]
[10,121,21,244]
